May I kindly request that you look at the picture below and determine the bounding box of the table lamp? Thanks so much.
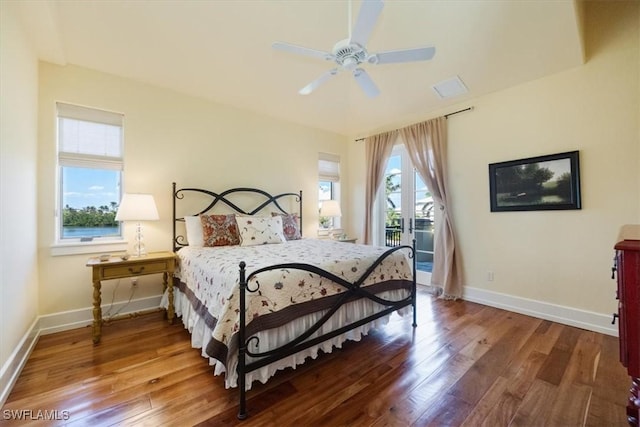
[115,193,159,257]
[320,200,342,238]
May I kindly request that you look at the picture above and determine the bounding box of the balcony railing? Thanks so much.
[385,226,402,247]
[386,219,433,247]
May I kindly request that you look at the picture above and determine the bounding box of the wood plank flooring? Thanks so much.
[2,289,631,426]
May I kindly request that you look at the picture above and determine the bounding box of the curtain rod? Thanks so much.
[354,106,474,142]
[444,106,473,118]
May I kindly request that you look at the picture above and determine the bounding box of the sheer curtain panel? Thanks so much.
[400,117,462,299]
[363,131,397,244]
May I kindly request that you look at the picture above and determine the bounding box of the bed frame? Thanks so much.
[172,183,417,419]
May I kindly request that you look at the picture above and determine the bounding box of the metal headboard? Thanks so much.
[172,182,302,251]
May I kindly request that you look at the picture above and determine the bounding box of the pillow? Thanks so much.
[271,212,301,240]
[200,214,240,247]
[184,216,204,247]
[236,215,286,246]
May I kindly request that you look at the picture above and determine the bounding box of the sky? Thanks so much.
[536,159,571,179]
[385,154,431,210]
[62,167,121,209]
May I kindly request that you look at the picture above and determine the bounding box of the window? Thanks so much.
[56,103,124,244]
[318,153,340,230]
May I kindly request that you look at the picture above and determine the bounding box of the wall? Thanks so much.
[0,1,40,402]
[37,63,348,317]
[348,1,639,333]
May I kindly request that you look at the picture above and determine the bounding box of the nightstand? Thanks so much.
[335,237,357,243]
[86,251,176,344]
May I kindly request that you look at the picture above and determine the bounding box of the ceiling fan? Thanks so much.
[272,0,435,98]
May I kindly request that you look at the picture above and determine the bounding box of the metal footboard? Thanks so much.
[236,241,417,419]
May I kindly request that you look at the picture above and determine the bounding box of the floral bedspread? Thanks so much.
[175,238,413,367]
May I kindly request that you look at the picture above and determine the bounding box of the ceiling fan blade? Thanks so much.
[299,69,339,95]
[350,0,384,47]
[353,68,380,98]
[374,46,436,64]
[272,42,333,61]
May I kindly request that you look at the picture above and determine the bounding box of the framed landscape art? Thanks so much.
[489,151,581,212]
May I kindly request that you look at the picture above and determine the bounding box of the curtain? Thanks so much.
[400,116,462,299]
[363,131,397,244]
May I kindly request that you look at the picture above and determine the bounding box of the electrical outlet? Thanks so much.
[487,271,494,282]
[131,278,138,288]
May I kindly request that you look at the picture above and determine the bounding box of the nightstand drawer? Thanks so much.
[100,260,171,279]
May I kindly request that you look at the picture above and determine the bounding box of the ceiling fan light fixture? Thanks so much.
[342,57,359,71]
[332,39,367,71]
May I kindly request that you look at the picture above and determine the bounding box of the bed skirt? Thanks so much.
[161,286,410,390]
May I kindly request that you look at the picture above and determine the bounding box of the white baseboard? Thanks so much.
[0,294,162,407]
[463,286,618,337]
[38,295,162,336]
[0,317,39,408]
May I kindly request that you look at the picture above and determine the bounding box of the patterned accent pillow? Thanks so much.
[236,215,286,246]
[271,212,301,240]
[200,214,240,247]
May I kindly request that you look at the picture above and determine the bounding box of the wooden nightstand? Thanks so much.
[86,251,176,344]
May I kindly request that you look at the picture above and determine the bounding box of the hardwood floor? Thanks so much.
[2,290,630,426]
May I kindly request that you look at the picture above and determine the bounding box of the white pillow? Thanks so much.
[236,215,286,246]
[184,215,204,247]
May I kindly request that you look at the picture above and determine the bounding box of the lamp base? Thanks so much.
[131,247,147,258]
[328,227,338,239]
[132,222,148,257]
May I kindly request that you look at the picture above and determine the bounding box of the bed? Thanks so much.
[167,183,416,419]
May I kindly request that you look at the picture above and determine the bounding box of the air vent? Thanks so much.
[432,75,468,99]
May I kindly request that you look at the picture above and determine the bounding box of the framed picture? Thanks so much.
[489,150,581,212]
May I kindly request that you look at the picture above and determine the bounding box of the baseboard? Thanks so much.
[38,295,162,335]
[463,286,618,337]
[0,294,162,407]
[0,317,39,408]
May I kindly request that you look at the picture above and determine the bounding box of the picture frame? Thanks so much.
[489,150,581,212]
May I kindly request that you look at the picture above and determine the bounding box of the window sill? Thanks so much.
[50,239,128,257]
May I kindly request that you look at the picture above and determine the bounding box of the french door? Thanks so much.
[377,145,434,285]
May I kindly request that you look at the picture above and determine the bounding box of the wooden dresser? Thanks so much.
[614,236,640,426]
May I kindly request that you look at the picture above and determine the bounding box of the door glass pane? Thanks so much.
[384,155,402,247]
[414,171,434,272]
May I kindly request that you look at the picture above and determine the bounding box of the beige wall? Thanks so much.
[37,63,349,315]
[0,1,40,389]
[349,1,639,318]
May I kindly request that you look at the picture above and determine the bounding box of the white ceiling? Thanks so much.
[19,0,584,137]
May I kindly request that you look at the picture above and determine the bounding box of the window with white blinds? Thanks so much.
[318,152,340,182]
[57,103,123,170]
[56,103,124,243]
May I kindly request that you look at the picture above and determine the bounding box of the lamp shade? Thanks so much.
[115,193,159,221]
[320,200,342,217]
